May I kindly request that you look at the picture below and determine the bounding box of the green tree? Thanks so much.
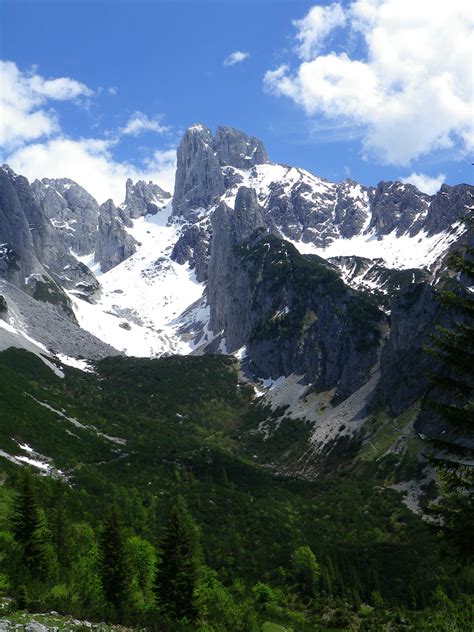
[99,507,131,614]
[291,545,320,599]
[70,522,105,616]
[154,497,200,622]
[11,471,56,580]
[126,535,156,611]
[427,226,474,559]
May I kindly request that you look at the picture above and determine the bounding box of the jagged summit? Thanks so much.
[122,178,171,219]
[172,124,269,217]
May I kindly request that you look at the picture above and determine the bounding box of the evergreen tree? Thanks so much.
[291,545,320,599]
[99,506,131,614]
[427,221,474,559]
[154,497,200,622]
[11,471,56,580]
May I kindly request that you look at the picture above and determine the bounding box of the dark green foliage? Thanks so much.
[235,234,382,343]
[154,498,200,622]
[99,507,131,614]
[427,225,474,559]
[11,472,56,580]
[0,347,472,628]
[0,295,7,313]
[291,545,320,599]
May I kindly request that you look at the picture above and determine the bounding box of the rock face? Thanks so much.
[214,125,268,169]
[207,188,267,346]
[0,166,97,311]
[172,124,268,218]
[0,166,43,286]
[171,225,210,282]
[207,187,384,402]
[370,282,441,415]
[122,178,171,219]
[423,183,473,236]
[367,181,431,237]
[31,177,100,255]
[95,199,138,273]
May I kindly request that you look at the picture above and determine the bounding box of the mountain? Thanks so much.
[0,124,472,630]
[0,125,472,475]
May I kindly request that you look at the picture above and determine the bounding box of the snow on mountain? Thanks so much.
[70,202,205,357]
[292,222,466,270]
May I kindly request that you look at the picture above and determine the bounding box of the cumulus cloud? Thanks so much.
[401,172,446,195]
[293,3,346,60]
[264,0,474,165]
[224,51,250,67]
[0,60,92,150]
[0,61,176,204]
[120,111,168,136]
[7,137,176,205]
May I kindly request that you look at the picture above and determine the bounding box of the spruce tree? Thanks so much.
[99,506,131,614]
[11,471,56,580]
[427,221,474,558]
[154,497,200,622]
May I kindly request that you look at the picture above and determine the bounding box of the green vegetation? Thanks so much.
[426,228,474,560]
[32,277,75,318]
[0,294,7,312]
[234,234,382,344]
[0,347,471,630]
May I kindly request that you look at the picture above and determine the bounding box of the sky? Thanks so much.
[1,0,472,204]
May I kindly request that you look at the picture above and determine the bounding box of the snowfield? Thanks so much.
[71,202,205,357]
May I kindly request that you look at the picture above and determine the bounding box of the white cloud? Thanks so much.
[401,172,446,195]
[293,3,346,60]
[6,137,176,205]
[0,61,176,204]
[264,0,474,165]
[224,51,250,67]
[120,111,168,136]
[0,60,92,150]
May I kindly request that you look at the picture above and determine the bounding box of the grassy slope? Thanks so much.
[0,348,461,606]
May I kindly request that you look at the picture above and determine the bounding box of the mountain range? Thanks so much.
[0,123,472,481]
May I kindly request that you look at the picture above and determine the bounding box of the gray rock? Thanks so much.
[24,622,49,632]
[214,125,268,169]
[95,199,138,273]
[32,177,100,255]
[367,181,431,237]
[423,183,474,236]
[122,178,171,219]
[206,189,384,401]
[173,124,225,218]
[207,187,266,349]
[0,166,43,286]
[0,166,97,310]
[172,124,269,218]
[171,225,210,282]
[0,279,120,360]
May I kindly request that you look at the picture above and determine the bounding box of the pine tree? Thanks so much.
[99,506,131,614]
[11,471,56,580]
[427,220,474,559]
[154,497,200,622]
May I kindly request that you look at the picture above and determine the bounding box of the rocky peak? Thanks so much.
[31,177,99,255]
[423,183,474,237]
[367,180,431,237]
[233,187,266,242]
[123,178,171,219]
[214,126,268,169]
[95,199,138,273]
[173,124,224,217]
[172,124,269,218]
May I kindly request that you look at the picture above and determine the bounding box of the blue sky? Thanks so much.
[1,0,472,203]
